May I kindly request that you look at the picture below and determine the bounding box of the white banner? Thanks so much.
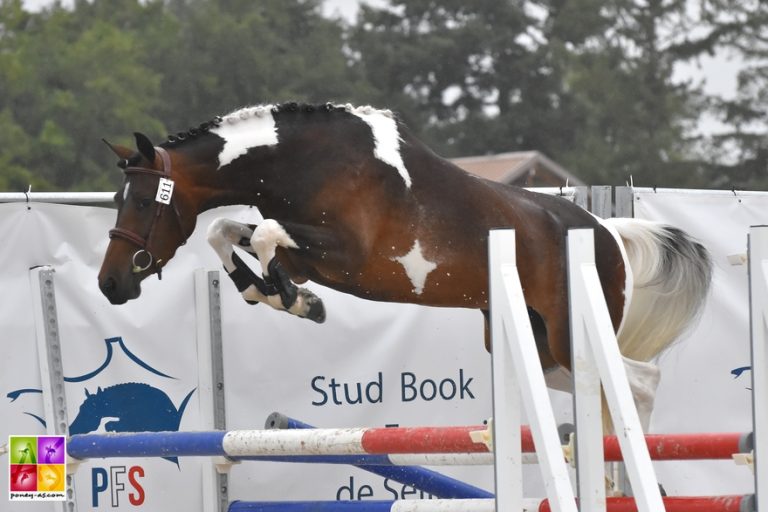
[633,188,762,496]
[1,188,762,510]
[0,201,494,511]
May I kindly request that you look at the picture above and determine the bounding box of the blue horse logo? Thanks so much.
[7,337,195,465]
[69,383,194,435]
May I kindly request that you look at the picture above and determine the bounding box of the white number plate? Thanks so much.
[155,178,175,205]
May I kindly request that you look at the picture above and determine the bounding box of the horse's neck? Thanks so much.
[186,146,307,217]
[184,117,374,216]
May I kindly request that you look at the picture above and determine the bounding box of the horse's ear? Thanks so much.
[84,388,91,397]
[134,132,156,163]
[97,386,103,394]
[102,139,134,162]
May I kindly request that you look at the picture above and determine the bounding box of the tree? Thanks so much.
[350,0,768,187]
[0,0,165,190]
[155,0,365,131]
[350,0,559,157]
[0,0,360,191]
[694,1,768,189]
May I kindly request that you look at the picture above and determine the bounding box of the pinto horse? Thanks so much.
[98,102,712,429]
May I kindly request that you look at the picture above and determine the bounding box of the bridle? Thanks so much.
[108,147,188,280]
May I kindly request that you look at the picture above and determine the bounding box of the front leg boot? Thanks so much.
[265,258,298,309]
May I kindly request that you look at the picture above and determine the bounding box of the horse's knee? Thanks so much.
[250,219,299,256]
[206,217,231,249]
[207,218,254,250]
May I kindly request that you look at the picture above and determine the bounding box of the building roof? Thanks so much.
[450,151,584,187]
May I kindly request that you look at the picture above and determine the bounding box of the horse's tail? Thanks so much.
[605,218,713,361]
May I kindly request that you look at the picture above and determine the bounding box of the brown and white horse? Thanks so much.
[98,102,712,428]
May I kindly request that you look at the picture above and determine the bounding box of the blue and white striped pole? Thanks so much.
[228,499,496,512]
[261,413,492,500]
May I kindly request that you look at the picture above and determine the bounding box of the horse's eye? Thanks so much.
[136,198,153,210]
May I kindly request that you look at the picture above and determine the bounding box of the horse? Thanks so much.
[97,102,713,430]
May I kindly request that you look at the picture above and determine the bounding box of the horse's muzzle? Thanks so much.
[98,274,141,305]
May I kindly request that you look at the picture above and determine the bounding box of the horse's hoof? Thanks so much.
[306,299,326,323]
[297,289,326,323]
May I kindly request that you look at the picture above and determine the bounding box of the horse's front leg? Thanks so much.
[207,218,270,305]
[249,219,326,323]
[206,218,325,322]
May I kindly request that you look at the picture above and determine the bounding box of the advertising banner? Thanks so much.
[633,188,764,495]
[1,187,762,510]
[0,201,494,511]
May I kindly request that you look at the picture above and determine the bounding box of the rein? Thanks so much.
[109,147,187,280]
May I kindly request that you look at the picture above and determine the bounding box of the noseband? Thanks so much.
[109,147,187,280]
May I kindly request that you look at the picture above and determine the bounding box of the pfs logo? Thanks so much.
[91,466,145,507]
[7,336,197,508]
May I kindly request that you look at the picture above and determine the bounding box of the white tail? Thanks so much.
[605,218,713,361]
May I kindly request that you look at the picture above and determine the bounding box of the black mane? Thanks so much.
[161,102,391,147]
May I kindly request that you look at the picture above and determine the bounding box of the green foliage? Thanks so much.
[0,0,767,190]
[0,0,361,191]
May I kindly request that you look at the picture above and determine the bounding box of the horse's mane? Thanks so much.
[162,102,398,147]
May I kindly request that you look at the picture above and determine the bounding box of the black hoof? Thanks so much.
[298,289,326,323]
[305,297,326,323]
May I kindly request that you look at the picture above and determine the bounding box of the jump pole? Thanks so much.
[258,413,493,499]
[227,495,755,512]
[67,428,750,461]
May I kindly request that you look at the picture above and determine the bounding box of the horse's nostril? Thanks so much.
[101,277,116,294]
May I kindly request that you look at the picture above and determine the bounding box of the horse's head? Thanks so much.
[98,133,197,304]
[68,387,107,434]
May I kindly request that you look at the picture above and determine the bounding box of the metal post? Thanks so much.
[590,186,613,219]
[573,186,589,210]
[30,267,77,512]
[614,187,634,218]
[195,270,228,512]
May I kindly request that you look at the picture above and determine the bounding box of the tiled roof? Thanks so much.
[451,151,584,186]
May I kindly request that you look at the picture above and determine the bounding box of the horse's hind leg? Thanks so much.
[249,219,325,322]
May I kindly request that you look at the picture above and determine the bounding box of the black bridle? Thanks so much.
[108,146,188,280]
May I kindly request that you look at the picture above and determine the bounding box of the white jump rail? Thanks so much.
[748,225,768,512]
[567,229,664,511]
[488,229,577,512]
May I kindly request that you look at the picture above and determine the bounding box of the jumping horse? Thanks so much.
[98,102,713,429]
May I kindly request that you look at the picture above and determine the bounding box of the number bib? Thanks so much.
[155,178,175,205]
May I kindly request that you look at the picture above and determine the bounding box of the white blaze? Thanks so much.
[211,106,278,169]
[349,106,412,188]
[392,240,437,295]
